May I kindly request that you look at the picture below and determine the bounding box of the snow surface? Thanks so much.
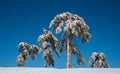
[0,67,120,74]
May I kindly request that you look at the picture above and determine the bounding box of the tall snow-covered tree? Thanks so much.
[38,29,60,67]
[17,42,40,67]
[49,12,91,68]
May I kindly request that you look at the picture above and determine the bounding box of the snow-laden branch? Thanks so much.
[38,29,60,57]
[49,12,91,43]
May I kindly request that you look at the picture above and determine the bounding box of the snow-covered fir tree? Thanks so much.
[89,52,109,68]
[38,29,60,67]
[17,42,40,67]
[49,12,91,68]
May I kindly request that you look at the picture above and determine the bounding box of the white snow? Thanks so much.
[0,67,120,74]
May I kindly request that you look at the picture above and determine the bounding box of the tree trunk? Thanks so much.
[67,31,72,68]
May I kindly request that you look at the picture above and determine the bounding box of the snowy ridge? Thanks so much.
[0,67,120,74]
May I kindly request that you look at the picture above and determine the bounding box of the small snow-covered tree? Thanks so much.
[17,42,40,67]
[38,29,60,67]
[89,52,109,68]
[49,12,91,68]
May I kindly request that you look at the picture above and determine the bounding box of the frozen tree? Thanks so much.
[49,12,91,68]
[38,29,60,67]
[89,52,109,68]
[17,42,40,67]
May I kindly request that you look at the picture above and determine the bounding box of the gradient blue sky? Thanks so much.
[0,0,120,68]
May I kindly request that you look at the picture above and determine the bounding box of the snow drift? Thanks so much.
[0,67,120,74]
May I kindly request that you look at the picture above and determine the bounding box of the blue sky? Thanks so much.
[0,0,120,68]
